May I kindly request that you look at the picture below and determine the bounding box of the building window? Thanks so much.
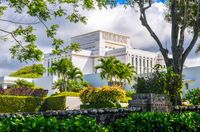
[147,59,149,73]
[132,56,134,66]
[139,57,142,74]
[135,57,138,73]
[143,58,145,73]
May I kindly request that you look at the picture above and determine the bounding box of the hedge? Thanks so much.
[51,92,79,97]
[42,96,67,111]
[0,95,44,113]
[0,113,199,131]
[112,112,200,132]
[0,115,106,132]
[80,101,120,109]
[0,88,48,97]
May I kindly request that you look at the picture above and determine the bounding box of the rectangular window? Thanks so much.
[135,57,138,74]
[139,57,142,74]
[132,56,134,66]
[143,58,145,73]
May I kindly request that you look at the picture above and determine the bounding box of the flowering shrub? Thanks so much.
[79,86,125,104]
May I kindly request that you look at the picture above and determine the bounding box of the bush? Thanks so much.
[0,88,48,97]
[80,101,121,109]
[112,112,200,132]
[10,64,45,78]
[12,79,35,88]
[0,115,106,132]
[125,90,135,97]
[51,92,79,97]
[42,96,66,111]
[186,88,200,105]
[0,95,44,113]
[80,86,125,104]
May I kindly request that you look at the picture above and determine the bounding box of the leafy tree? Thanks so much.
[108,0,200,105]
[0,0,106,62]
[134,64,182,104]
[10,64,45,78]
[49,58,84,92]
[95,56,136,87]
[95,56,122,85]
[12,79,35,88]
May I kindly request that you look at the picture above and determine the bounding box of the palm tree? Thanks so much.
[49,58,84,92]
[95,56,121,86]
[116,63,136,87]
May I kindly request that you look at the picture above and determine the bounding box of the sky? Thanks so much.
[0,1,199,76]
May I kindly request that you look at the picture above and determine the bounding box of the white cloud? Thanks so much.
[0,2,200,74]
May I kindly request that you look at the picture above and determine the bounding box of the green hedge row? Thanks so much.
[0,95,67,113]
[0,95,44,113]
[42,96,66,111]
[0,112,199,131]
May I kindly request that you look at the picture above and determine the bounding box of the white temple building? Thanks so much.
[35,30,165,94]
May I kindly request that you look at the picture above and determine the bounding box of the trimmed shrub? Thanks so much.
[186,88,200,105]
[42,96,66,111]
[125,90,135,97]
[0,88,48,97]
[79,86,125,109]
[80,86,125,104]
[0,95,44,113]
[111,112,200,132]
[51,92,79,97]
[0,115,106,132]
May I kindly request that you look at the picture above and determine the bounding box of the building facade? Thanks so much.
[44,30,165,76]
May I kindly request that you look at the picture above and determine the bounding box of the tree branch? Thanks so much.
[182,0,200,64]
[136,1,169,63]
[0,28,25,49]
[0,18,40,25]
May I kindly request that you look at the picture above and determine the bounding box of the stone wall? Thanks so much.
[0,107,141,124]
[129,93,172,112]
[172,105,200,113]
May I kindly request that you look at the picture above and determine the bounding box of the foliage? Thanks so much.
[134,64,183,105]
[79,86,125,105]
[134,65,166,94]
[0,88,48,97]
[0,0,106,62]
[10,64,45,78]
[186,88,200,105]
[0,112,199,131]
[0,115,107,132]
[42,96,66,111]
[51,92,80,97]
[111,112,200,132]
[49,58,84,92]
[0,95,44,113]
[95,56,136,86]
[120,97,132,103]
[12,79,35,89]
[125,90,135,98]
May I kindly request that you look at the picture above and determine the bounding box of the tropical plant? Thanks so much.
[10,64,45,78]
[95,56,121,85]
[95,56,136,87]
[49,58,84,92]
[185,88,200,105]
[134,64,183,105]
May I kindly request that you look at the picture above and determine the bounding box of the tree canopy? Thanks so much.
[0,0,107,62]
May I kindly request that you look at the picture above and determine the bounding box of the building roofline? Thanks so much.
[71,30,130,39]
